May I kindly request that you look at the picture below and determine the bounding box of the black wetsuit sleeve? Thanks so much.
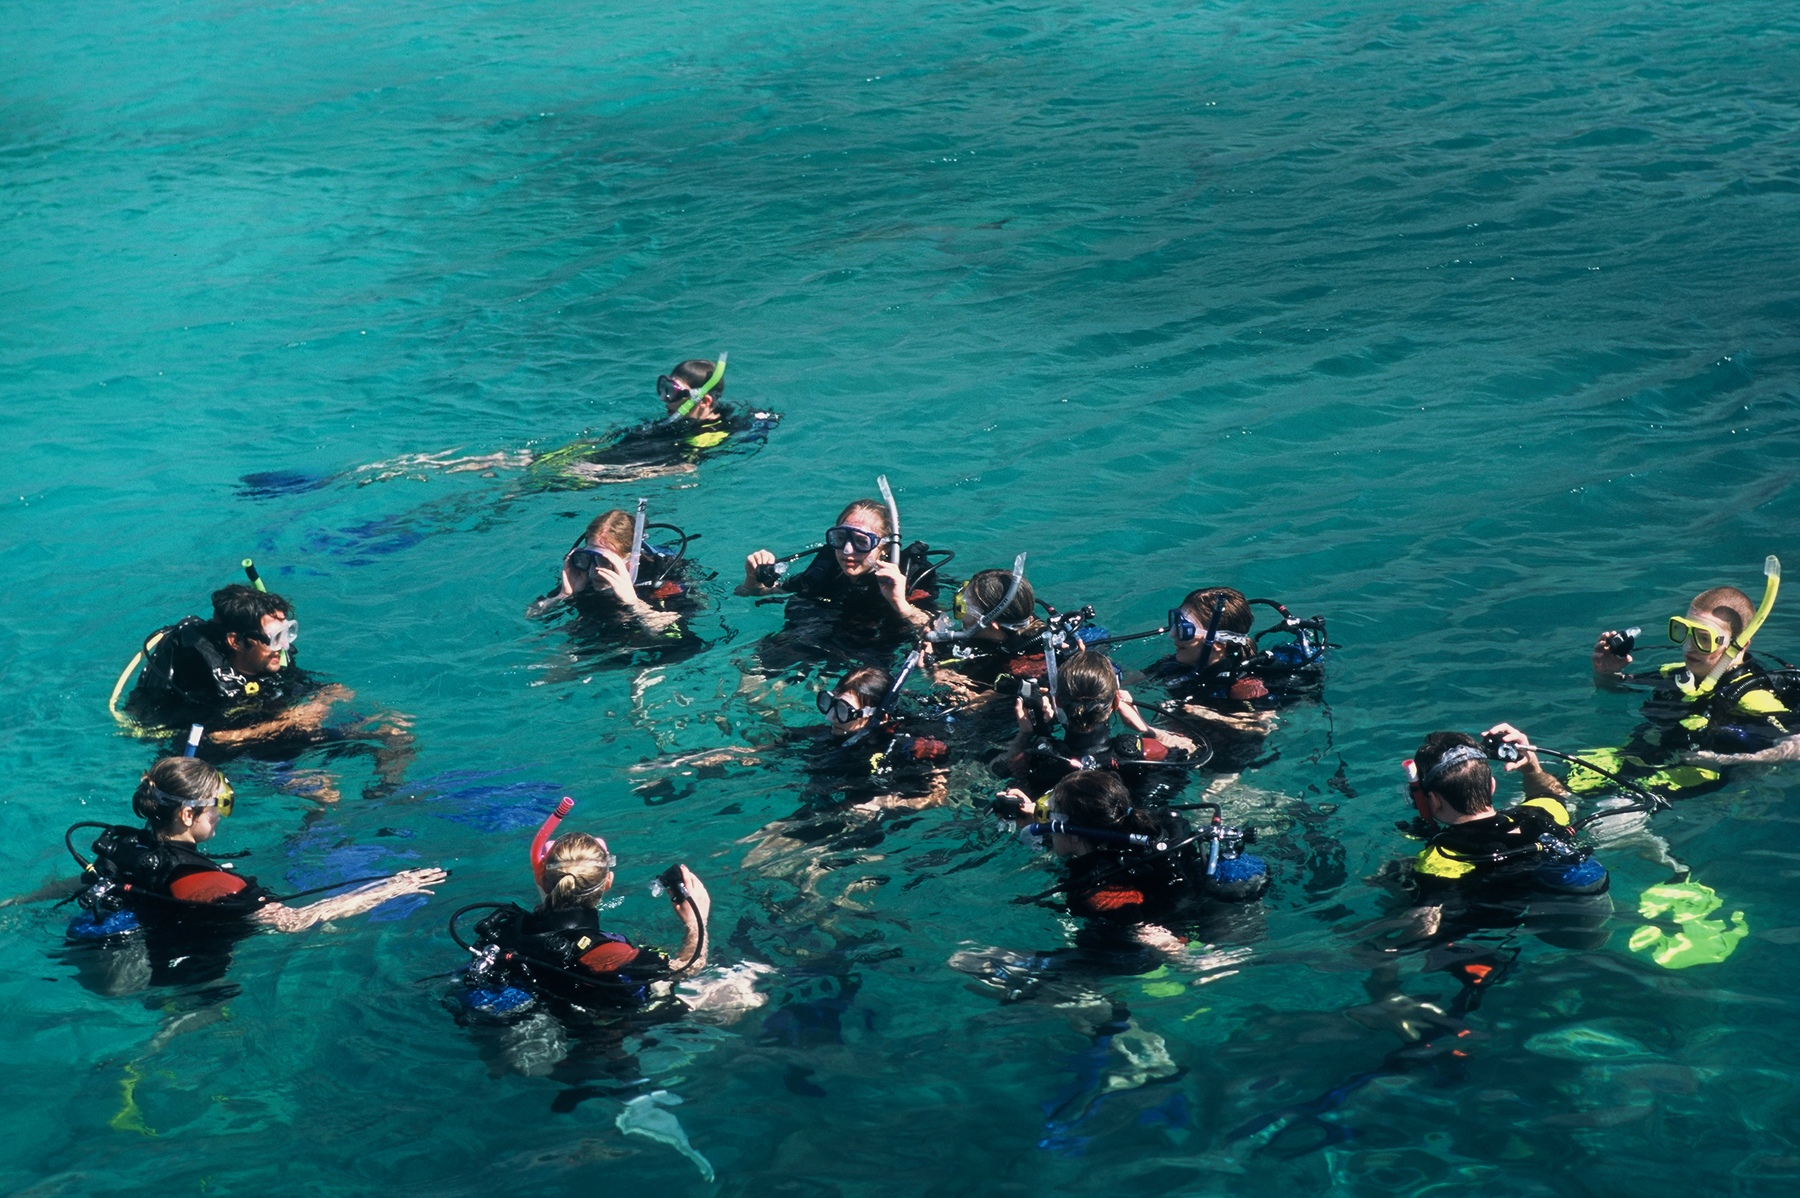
[781,549,840,597]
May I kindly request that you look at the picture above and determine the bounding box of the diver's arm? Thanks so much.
[666,866,710,972]
[207,684,353,746]
[1687,735,1800,766]
[592,559,682,633]
[871,559,931,629]
[252,868,447,933]
[1115,689,1152,735]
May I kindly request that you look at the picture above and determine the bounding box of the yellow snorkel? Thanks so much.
[1698,554,1780,691]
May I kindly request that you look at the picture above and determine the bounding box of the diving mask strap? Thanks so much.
[668,352,727,421]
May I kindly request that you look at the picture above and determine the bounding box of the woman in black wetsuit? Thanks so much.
[525,508,705,659]
[65,756,446,995]
[736,498,946,664]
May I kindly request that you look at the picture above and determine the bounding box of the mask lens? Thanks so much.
[569,547,604,573]
[657,375,686,403]
[1670,617,1722,654]
[216,782,234,818]
[953,587,968,622]
[816,690,834,715]
[1168,609,1199,641]
[825,526,880,554]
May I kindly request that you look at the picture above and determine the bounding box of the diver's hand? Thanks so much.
[870,558,924,625]
[994,787,1034,820]
[739,549,777,595]
[559,555,589,597]
[669,865,711,927]
[283,684,355,732]
[1148,727,1197,753]
[1482,722,1541,772]
[1593,631,1632,679]
[590,558,641,607]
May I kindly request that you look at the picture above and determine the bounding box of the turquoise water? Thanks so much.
[6,0,1800,1190]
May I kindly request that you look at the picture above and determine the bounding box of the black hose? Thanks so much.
[447,901,518,952]
[64,822,109,870]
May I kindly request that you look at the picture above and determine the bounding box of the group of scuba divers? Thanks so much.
[61,353,1800,1133]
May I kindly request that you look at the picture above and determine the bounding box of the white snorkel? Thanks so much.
[627,497,649,585]
[876,474,902,566]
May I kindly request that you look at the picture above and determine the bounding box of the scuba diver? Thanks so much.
[116,581,323,749]
[113,574,414,799]
[446,800,715,1080]
[1134,586,1329,771]
[524,354,781,490]
[997,648,1204,805]
[63,755,447,996]
[1392,724,1614,952]
[736,481,952,666]
[1585,559,1800,793]
[524,503,708,661]
[926,564,1050,703]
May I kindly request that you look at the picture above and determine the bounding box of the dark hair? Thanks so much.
[212,584,291,641]
[132,757,227,833]
[966,569,1039,630]
[1056,650,1118,731]
[670,359,725,401]
[833,499,891,538]
[1179,587,1252,636]
[1050,770,1162,838]
[1690,586,1755,643]
[836,666,892,707]
[1414,731,1493,815]
[582,510,637,559]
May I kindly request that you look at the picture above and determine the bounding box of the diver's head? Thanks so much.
[1674,586,1755,676]
[538,832,618,911]
[565,510,636,580]
[1056,650,1118,733]
[820,666,890,738]
[133,757,233,844]
[212,583,297,677]
[1045,769,1135,858]
[1170,587,1252,667]
[957,569,1037,638]
[827,500,890,578]
[1411,732,1495,823]
[658,358,725,422]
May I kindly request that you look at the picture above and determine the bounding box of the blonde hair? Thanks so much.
[538,832,617,911]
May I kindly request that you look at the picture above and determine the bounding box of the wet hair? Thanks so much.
[836,665,892,708]
[538,832,617,911]
[1690,586,1755,644]
[1050,769,1162,838]
[669,359,725,401]
[132,757,227,833]
[965,569,1040,631]
[1414,731,1493,816]
[834,499,891,538]
[1056,650,1119,731]
[211,584,292,642]
[1179,587,1253,636]
[582,510,637,559]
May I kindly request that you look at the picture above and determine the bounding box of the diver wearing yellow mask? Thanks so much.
[1580,557,1800,793]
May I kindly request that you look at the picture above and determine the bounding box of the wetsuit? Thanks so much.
[1571,656,1800,800]
[554,547,710,663]
[1002,719,1195,806]
[1142,647,1324,771]
[525,405,781,491]
[67,825,272,989]
[791,719,951,810]
[757,543,946,667]
[1406,798,1611,950]
[463,904,674,1017]
[123,616,317,744]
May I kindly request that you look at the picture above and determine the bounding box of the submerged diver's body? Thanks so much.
[65,757,444,996]
[1582,580,1800,798]
[525,357,779,490]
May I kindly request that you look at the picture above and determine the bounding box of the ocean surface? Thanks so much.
[4,0,1800,1192]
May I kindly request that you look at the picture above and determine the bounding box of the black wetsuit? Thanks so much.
[67,825,272,990]
[463,904,676,1017]
[757,544,945,667]
[123,617,318,746]
[1002,719,1195,806]
[525,405,781,491]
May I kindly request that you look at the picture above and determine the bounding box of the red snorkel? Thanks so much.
[530,796,575,888]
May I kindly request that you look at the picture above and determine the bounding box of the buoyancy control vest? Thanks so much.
[466,904,670,1011]
[1411,799,1608,896]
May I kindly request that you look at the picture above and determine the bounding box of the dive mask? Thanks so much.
[567,545,614,574]
[824,525,883,554]
[250,618,299,652]
[1668,615,1728,655]
[148,780,234,818]
[818,691,875,724]
[1167,608,1252,646]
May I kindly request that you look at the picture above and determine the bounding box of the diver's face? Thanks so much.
[834,512,885,577]
[1043,807,1088,858]
[1682,607,1736,676]
[228,612,290,676]
[827,692,872,739]
[1171,605,1214,666]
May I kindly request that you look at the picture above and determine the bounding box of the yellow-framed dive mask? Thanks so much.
[1669,615,1728,656]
